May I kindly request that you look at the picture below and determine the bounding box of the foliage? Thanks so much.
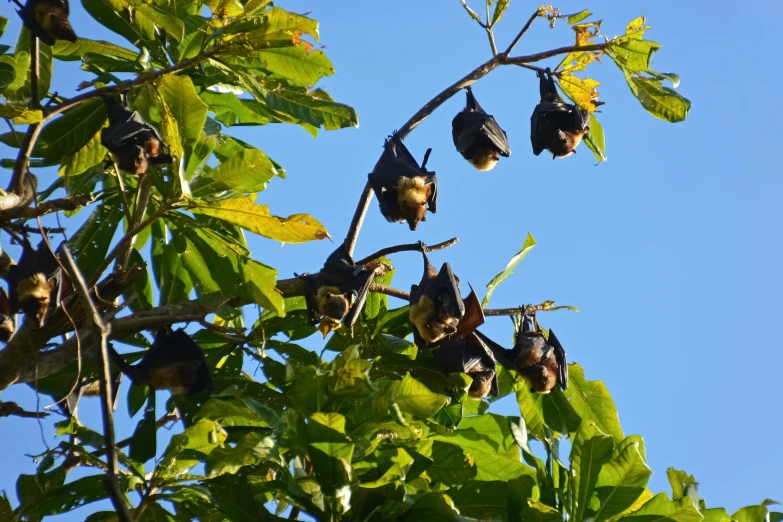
[0,1,771,521]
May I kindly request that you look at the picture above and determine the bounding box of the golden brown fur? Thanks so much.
[396,177,431,231]
[409,295,459,343]
[468,148,500,171]
[518,344,558,394]
[316,286,349,321]
[16,273,54,326]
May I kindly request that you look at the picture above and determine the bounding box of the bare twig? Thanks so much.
[7,124,42,196]
[483,302,576,317]
[355,237,458,266]
[59,246,131,522]
[504,42,613,65]
[502,10,540,57]
[3,223,67,235]
[369,284,410,301]
[0,401,49,419]
[344,183,374,258]
[0,193,94,222]
[30,36,40,109]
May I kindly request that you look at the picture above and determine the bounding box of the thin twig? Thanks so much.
[30,36,40,109]
[59,246,131,522]
[369,283,410,301]
[355,237,458,266]
[504,42,613,65]
[89,202,173,287]
[344,183,373,258]
[502,10,540,57]
[483,302,573,317]
[515,63,562,76]
[3,223,67,235]
[117,175,152,273]
[0,401,49,419]
[112,164,133,225]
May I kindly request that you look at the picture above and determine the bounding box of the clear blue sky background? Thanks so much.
[0,0,781,518]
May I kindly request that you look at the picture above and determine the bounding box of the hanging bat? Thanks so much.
[476,315,567,394]
[302,242,377,335]
[108,328,212,395]
[434,331,498,399]
[101,94,172,176]
[530,69,590,159]
[15,0,77,46]
[0,288,14,343]
[3,239,62,327]
[409,247,484,347]
[368,133,437,231]
[452,87,511,171]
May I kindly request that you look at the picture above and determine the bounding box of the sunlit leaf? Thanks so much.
[584,113,607,163]
[594,441,652,521]
[621,69,691,123]
[393,374,449,419]
[568,9,592,24]
[483,232,536,307]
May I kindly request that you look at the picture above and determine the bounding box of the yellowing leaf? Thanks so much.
[188,195,330,244]
[558,74,601,111]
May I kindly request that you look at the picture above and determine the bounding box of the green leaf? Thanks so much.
[393,374,449,419]
[483,232,536,307]
[192,148,280,196]
[667,468,697,500]
[158,237,195,306]
[0,60,16,93]
[158,74,208,147]
[702,509,733,522]
[130,401,157,463]
[622,493,703,522]
[0,16,7,38]
[52,39,139,62]
[564,363,624,442]
[227,45,335,86]
[206,475,279,521]
[156,419,226,480]
[0,51,30,99]
[260,83,358,130]
[609,39,661,73]
[571,423,613,522]
[0,104,43,124]
[584,113,607,163]
[263,7,320,40]
[34,98,107,162]
[594,441,652,521]
[568,9,592,24]
[733,506,769,522]
[307,412,354,495]
[12,29,52,102]
[421,441,476,486]
[58,132,108,177]
[405,493,462,521]
[66,202,124,281]
[81,0,168,64]
[199,91,271,127]
[492,0,510,26]
[451,480,508,520]
[188,195,330,244]
[621,69,691,123]
[20,475,108,519]
[205,431,276,478]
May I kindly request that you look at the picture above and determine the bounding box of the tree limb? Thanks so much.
[0,401,49,419]
[354,237,458,266]
[0,193,95,223]
[502,10,540,57]
[59,245,131,522]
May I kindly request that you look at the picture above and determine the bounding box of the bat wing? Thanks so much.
[322,243,355,283]
[425,173,438,213]
[530,104,546,156]
[433,339,471,372]
[548,329,568,390]
[343,270,374,329]
[367,170,401,223]
[468,333,498,396]
[458,113,511,158]
[100,112,156,150]
[453,286,485,340]
[474,330,516,371]
[390,135,421,171]
[433,263,465,320]
[481,116,511,157]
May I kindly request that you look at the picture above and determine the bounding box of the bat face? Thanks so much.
[434,332,498,399]
[302,243,376,333]
[410,294,460,343]
[19,0,76,45]
[452,88,510,171]
[531,71,590,159]
[16,273,55,327]
[368,134,438,230]
[141,328,212,395]
[515,321,568,394]
[101,97,172,175]
[396,177,431,231]
[6,241,61,328]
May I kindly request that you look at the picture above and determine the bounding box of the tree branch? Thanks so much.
[504,42,613,65]
[502,10,540,57]
[0,172,37,212]
[0,401,49,419]
[354,237,458,266]
[116,175,152,273]
[0,193,95,223]
[369,284,410,301]
[59,246,131,522]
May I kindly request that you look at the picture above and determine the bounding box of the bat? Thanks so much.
[108,328,212,395]
[15,0,77,46]
[3,239,62,327]
[101,94,172,176]
[63,371,123,417]
[0,288,14,343]
[408,247,484,347]
[452,87,511,171]
[435,331,498,399]
[302,242,377,334]
[530,69,590,159]
[476,315,568,394]
[368,133,437,231]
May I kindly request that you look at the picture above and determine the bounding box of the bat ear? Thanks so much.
[154,327,169,344]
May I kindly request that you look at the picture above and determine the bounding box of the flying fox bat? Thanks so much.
[476,315,568,394]
[15,0,77,46]
[368,133,437,231]
[101,94,172,176]
[3,239,62,327]
[435,331,498,399]
[409,247,484,347]
[108,328,212,395]
[452,87,511,171]
[302,242,377,334]
[530,69,590,159]
[0,288,14,343]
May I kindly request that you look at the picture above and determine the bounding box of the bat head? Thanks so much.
[396,177,432,231]
[552,128,588,158]
[468,147,501,171]
[316,286,350,321]
[468,370,495,399]
[16,273,55,327]
[142,329,213,395]
[0,289,13,343]
[110,146,149,176]
[409,294,459,343]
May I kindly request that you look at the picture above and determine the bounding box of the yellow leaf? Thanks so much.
[189,195,331,244]
[558,74,601,111]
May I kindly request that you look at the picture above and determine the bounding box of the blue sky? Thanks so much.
[1,0,782,518]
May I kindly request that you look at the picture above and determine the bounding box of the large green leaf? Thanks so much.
[192,148,280,196]
[188,195,330,244]
[563,363,624,442]
[733,506,770,522]
[199,91,272,126]
[393,374,449,419]
[66,201,124,281]
[57,133,107,177]
[584,112,607,163]
[158,237,195,306]
[226,44,335,85]
[419,441,476,486]
[158,74,208,147]
[205,432,276,478]
[451,480,509,521]
[81,0,168,64]
[12,29,52,103]
[594,440,652,521]
[0,51,30,99]
[156,419,226,480]
[19,475,109,520]
[33,98,107,162]
[571,423,613,522]
[205,476,280,521]
[622,493,703,522]
[0,60,15,93]
[621,69,690,123]
[52,39,139,62]
[482,233,536,307]
[260,83,358,130]
[307,412,354,495]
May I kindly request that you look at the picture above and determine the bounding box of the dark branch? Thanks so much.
[0,401,49,419]
[0,193,94,223]
[59,245,131,522]
[502,10,540,57]
[354,237,458,266]
[504,42,613,65]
